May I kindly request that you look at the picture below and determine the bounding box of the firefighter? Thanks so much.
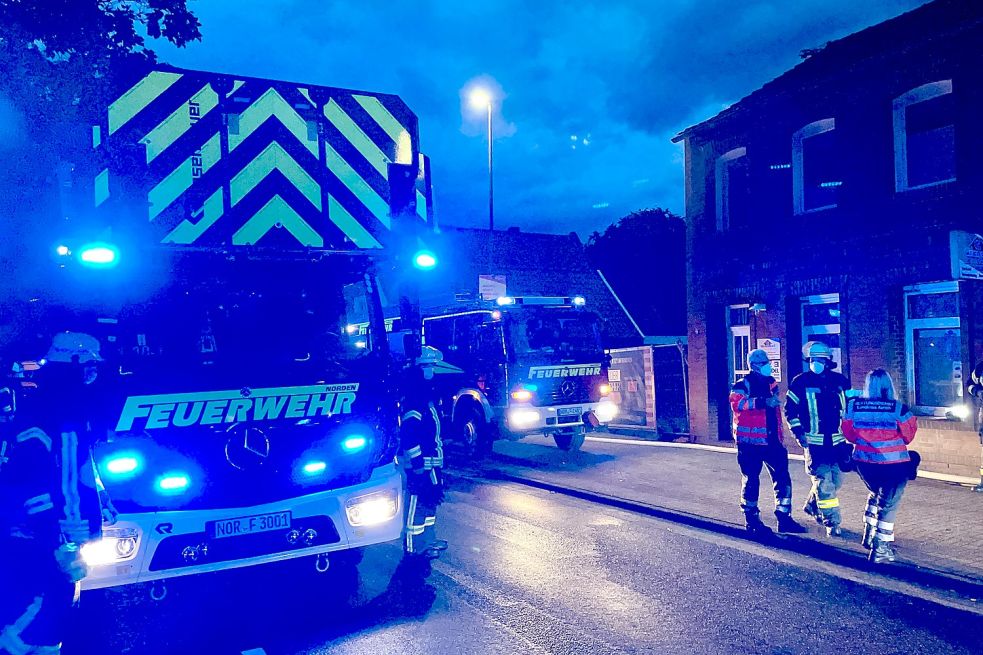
[841,369,918,564]
[969,360,983,493]
[399,345,447,561]
[0,332,113,655]
[730,349,808,536]
[785,341,852,537]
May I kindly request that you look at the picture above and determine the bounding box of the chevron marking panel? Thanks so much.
[94,67,430,250]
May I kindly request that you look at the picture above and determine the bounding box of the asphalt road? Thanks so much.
[70,465,983,655]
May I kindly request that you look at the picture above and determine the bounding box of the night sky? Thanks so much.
[155,0,927,236]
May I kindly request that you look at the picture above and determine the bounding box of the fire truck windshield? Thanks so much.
[509,310,603,362]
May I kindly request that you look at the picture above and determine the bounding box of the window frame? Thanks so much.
[792,118,837,215]
[800,293,843,374]
[727,304,751,384]
[714,147,747,231]
[904,280,962,415]
[893,79,956,193]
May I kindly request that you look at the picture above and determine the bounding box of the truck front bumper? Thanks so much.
[80,464,403,591]
[503,400,618,435]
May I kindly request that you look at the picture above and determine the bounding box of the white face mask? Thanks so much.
[809,361,826,374]
[759,363,773,377]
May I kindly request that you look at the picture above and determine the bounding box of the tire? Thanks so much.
[455,404,492,461]
[553,430,585,452]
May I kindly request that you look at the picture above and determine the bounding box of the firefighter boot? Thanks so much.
[775,512,808,534]
[869,540,896,564]
[825,525,843,538]
[745,512,772,537]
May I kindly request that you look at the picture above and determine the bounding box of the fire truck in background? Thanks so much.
[421,295,617,454]
[0,65,436,597]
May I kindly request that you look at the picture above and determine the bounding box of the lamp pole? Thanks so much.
[486,100,494,231]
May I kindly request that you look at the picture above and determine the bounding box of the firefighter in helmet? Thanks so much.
[0,332,116,655]
[399,345,447,560]
[784,341,853,536]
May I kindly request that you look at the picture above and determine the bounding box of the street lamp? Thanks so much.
[469,87,494,231]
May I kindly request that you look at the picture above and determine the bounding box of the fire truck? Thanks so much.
[422,295,617,454]
[1,65,435,596]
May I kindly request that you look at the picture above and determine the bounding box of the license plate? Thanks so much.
[208,511,291,539]
[557,407,582,417]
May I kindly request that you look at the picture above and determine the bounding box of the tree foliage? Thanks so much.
[586,208,687,337]
[0,1,201,261]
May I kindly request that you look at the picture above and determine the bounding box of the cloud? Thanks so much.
[153,0,926,236]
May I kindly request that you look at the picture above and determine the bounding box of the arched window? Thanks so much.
[714,147,748,231]
[894,80,955,191]
[792,118,839,215]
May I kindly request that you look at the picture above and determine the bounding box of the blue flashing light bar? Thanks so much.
[104,454,141,477]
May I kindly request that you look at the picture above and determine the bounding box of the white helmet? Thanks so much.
[45,332,104,365]
[416,346,443,367]
[802,341,833,361]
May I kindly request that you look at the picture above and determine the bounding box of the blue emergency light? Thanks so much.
[342,435,368,453]
[413,250,438,270]
[78,242,120,268]
[302,461,328,475]
[156,473,191,494]
[103,454,142,478]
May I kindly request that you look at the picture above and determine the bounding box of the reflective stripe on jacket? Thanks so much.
[784,370,850,447]
[730,373,781,447]
[842,398,916,464]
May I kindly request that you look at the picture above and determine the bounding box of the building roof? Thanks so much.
[672,0,981,142]
[416,226,643,346]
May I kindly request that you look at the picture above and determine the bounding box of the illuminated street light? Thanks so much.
[469,86,495,231]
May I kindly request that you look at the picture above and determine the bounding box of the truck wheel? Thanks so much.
[456,406,492,460]
[554,431,585,452]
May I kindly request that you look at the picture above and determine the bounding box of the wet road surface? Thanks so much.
[70,460,983,654]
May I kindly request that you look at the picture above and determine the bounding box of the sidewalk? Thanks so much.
[482,433,983,584]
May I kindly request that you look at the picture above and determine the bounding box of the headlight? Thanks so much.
[508,408,540,428]
[81,528,140,566]
[345,490,399,527]
[595,401,618,423]
[598,383,612,396]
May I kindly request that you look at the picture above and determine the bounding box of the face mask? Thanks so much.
[422,367,435,381]
[809,361,826,374]
[759,363,773,377]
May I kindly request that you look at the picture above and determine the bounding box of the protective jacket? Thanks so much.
[969,361,983,442]
[842,399,917,465]
[785,370,850,447]
[729,372,782,447]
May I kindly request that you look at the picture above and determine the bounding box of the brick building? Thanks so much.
[673,0,983,480]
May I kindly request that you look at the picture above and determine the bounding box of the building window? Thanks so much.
[727,304,751,383]
[801,294,843,373]
[792,118,840,215]
[894,80,956,192]
[715,147,748,231]
[905,282,962,413]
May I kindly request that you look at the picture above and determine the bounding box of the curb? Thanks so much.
[591,434,981,487]
[480,469,983,603]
